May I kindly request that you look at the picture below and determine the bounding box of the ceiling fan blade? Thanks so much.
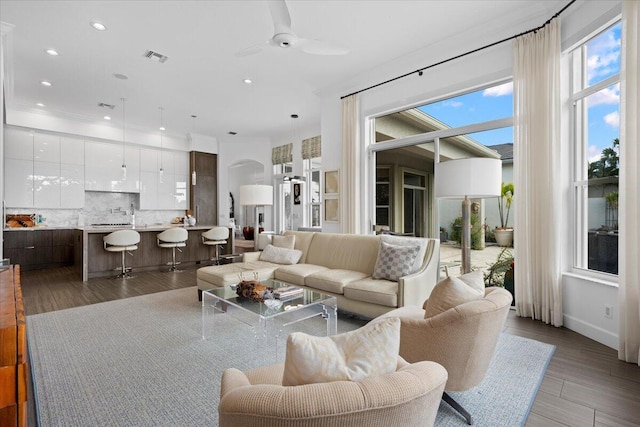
[268,0,292,34]
[298,38,350,56]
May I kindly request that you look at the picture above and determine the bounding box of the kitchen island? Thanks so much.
[75,225,234,281]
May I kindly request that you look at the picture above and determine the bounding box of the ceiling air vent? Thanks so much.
[143,50,168,63]
[98,102,115,109]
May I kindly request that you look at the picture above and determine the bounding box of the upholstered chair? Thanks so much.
[218,357,447,427]
[201,227,229,264]
[379,286,512,425]
[103,229,140,278]
[156,227,189,272]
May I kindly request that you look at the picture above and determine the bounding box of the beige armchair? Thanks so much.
[380,287,512,425]
[218,357,448,427]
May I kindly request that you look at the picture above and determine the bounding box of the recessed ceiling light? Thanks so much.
[44,49,59,56]
[113,73,129,80]
[90,21,107,31]
[159,126,165,131]
[243,78,252,84]
[36,103,45,107]
[41,81,52,87]
[228,131,238,135]
[104,116,111,120]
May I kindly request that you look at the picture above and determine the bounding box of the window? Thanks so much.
[571,21,621,276]
[376,167,391,229]
[304,157,322,227]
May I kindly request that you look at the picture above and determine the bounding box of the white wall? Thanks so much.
[315,0,623,349]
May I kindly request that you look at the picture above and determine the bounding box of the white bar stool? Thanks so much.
[103,230,141,279]
[157,228,189,272]
[201,227,229,264]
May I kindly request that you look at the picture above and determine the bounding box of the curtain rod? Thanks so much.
[340,0,577,100]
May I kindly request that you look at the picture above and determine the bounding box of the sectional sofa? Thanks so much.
[196,230,440,318]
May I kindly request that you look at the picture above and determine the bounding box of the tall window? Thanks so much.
[304,157,322,227]
[571,21,621,276]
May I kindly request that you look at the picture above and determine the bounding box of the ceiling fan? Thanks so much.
[236,0,349,57]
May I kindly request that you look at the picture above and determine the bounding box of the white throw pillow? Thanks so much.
[272,234,295,249]
[372,241,421,281]
[259,244,302,265]
[424,270,485,318]
[282,317,400,386]
[380,235,428,274]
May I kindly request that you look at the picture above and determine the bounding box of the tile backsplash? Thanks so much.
[6,192,184,227]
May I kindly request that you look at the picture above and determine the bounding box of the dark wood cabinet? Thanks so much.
[189,151,218,225]
[3,229,75,270]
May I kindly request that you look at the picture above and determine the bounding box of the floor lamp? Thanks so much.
[435,158,501,274]
[240,184,273,251]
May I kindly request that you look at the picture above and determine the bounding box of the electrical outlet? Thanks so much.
[604,304,613,319]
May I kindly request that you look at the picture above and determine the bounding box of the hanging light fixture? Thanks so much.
[191,114,197,186]
[121,97,127,180]
[159,107,164,183]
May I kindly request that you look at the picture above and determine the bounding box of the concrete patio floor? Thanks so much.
[439,240,512,279]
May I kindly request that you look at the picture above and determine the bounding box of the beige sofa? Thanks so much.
[197,230,440,318]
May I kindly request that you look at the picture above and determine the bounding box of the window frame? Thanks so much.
[304,157,322,228]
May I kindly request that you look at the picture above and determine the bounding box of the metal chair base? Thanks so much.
[442,392,472,425]
[113,251,135,279]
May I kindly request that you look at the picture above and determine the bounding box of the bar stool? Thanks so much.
[201,227,229,265]
[157,228,189,272]
[103,230,141,279]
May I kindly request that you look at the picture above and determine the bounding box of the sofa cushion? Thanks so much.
[424,270,485,318]
[305,269,369,295]
[380,235,429,274]
[274,264,329,286]
[343,278,398,307]
[259,244,302,265]
[197,262,279,287]
[305,232,380,274]
[272,234,295,249]
[282,317,400,386]
[283,231,315,264]
[372,242,421,281]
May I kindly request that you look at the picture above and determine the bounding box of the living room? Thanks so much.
[1,1,638,426]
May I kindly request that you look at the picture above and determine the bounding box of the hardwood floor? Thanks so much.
[21,267,640,426]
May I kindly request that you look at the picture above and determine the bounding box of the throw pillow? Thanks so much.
[272,234,295,249]
[282,317,400,386]
[380,235,428,274]
[424,270,485,318]
[259,244,302,265]
[372,241,421,281]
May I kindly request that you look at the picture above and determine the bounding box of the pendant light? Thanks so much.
[121,97,127,180]
[191,114,197,186]
[159,107,164,183]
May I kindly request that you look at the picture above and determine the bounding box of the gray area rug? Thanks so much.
[27,287,554,426]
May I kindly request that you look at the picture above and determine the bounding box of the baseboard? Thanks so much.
[563,314,618,350]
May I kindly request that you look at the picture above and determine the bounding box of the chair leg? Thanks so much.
[167,247,183,272]
[115,251,134,279]
[442,392,472,425]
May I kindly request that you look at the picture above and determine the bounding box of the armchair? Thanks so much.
[380,287,512,425]
[218,357,447,427]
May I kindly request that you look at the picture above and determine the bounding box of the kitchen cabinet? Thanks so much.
[3,229,75,271]
[85,142,140,193]
[189,151,217,224]
[139,151,189,210]
[3,128,84,208]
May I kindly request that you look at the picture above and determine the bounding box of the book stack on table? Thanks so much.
[273,286,304,300]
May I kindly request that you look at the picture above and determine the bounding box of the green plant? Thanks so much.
[605,191,618,209]
[450,214,483,250]
[484,247,514,287]
[498,182,514,229]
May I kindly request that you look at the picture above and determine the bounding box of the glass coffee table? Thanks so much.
[201,279,337,359]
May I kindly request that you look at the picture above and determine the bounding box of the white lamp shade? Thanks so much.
[240,184,273,206]
[435,158,502,199]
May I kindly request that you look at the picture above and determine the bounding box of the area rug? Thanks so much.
[27,287,554,426]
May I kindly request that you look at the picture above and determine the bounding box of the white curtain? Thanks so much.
[341,95,361,233]
[513,20,563,326]
[618,1,640,365]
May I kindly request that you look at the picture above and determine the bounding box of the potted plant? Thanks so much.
[483,247,515,305]
[495,182,514,247]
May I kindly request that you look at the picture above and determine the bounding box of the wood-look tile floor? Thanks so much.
[21,267,640,426]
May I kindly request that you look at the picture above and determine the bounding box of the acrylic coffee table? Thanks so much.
[201,279,337,359]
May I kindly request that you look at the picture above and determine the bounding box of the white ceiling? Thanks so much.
[1,0,567,143]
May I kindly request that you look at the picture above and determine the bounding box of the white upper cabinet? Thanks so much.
[140,148,159,172]
[4,158,34,207]
[33,133,61,163]
[33,161,61,207]
[60,136,85,165]
[139,150,189,210]
[85,142,140,193]
[4,128,34,160]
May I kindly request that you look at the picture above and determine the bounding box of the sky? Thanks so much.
[416,22,621,161]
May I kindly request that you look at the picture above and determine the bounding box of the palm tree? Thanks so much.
[588,138,619,178]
